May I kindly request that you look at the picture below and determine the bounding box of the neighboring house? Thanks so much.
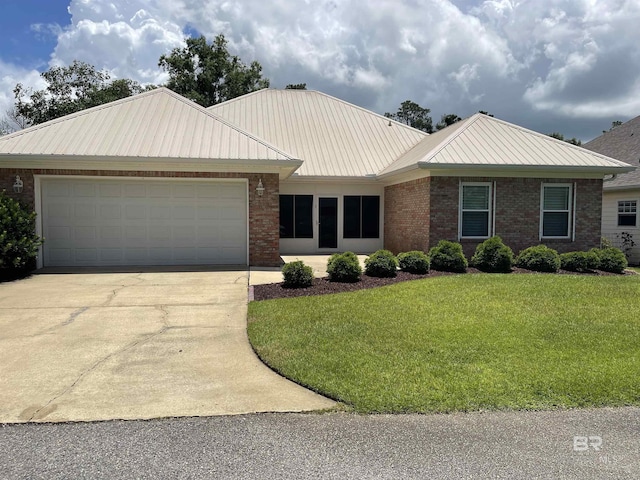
[0,87,633,268]
[584,116,640,264]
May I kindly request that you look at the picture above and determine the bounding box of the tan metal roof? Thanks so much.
[380,114,634,176]
[209,89,427,177]
[583,115,640,189]
[0,87,299,165]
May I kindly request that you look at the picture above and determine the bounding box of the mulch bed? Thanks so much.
[251,267,636,301]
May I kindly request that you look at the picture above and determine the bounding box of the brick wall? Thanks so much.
[0,169,281,267]
[383,177,430,253]
[429,176,603,258]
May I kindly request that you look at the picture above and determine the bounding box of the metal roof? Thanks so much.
[380,114,634,176]
[0,87,299,165]
[209,89,427,177]
[583,115,640,189]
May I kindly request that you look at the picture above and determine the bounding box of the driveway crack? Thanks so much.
[27,312,170,422]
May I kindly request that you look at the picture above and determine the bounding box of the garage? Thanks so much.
[40,177,248,267]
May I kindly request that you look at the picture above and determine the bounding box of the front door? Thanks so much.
[318,197,338,249]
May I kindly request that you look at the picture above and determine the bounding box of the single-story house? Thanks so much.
[584,115,640,264]
[0,87,633,268]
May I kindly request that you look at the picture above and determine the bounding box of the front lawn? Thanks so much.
[248,274,640,413]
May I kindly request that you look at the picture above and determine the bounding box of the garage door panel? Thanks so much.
[73,183,96,197]
[42,179,247,266]
[99,184,121,197]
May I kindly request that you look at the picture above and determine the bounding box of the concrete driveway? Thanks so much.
[0,268,334,423]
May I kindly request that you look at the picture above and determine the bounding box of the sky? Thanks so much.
[1,0,640,142]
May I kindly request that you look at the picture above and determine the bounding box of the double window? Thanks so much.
[279,195,313,238]
[618,201,637,227]
[460,183,492,238]
[344,196,380,238]
[541,184,572,238]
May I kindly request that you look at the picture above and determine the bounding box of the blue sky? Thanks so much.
[1,1,69,68]
[2,0,640,142]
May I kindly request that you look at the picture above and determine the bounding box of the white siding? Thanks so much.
[279,181,384,254]
[602,189,640,265]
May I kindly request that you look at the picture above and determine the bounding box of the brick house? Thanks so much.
[0,88,633,268]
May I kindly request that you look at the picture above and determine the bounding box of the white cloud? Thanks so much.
[51,0,186,84]
[6,0,640,140]
[0,60,46,127]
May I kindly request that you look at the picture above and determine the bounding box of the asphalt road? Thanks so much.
[1,408,639,479]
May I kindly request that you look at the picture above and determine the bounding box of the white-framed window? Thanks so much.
[540,183,573,238]
[618,200,637,227]
[459,182,493,238]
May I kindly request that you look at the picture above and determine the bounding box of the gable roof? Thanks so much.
[209,89,427,177]
[0,87,301,172]
[380,114,635,177]
[583,115,640,189]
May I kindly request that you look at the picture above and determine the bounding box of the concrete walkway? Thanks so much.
[0,268,334,423]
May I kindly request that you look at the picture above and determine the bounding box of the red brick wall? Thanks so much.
[428,176,603,258]
[0,169,281,267]
[383,177,430,253]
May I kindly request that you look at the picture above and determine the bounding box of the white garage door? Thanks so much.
[41,178,248,266]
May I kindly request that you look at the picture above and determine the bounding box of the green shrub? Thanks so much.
[397,251,430,274]
[559,251,599,272]
[470,236,514,273]
[282,260,314,288]
[0,191,43,274]
[364,249,398,277]
[428,240,468,273]
[591,247,628,274]
[515,245,560,272]
[327,251,362,282]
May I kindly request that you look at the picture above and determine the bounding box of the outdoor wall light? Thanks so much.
[13,175,23,194]
[256,178,265,197]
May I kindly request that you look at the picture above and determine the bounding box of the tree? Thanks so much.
[159,35,270,107]
[384,100,433,133]
[285,83,307,90]
[547,132,582,146]
[0,107,30,135]
[478,110,494,117]
[603,120,623,133]
[13,61,146,126]
[435,113,462,131]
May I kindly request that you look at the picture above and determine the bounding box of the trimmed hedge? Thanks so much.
[515,245,560,272]
[471,236,514,273]
[282,260,314,288]
[397,251,430,274]
[364,249,398,278]
[591,247,628,274]
[327,251,362,282]
[559,251,599,272]
[429,240,468,273]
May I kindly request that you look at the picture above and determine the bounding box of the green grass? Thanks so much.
[248,274,640,413]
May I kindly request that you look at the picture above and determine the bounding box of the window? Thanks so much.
[460,183,492,238]
[279,195,313,238]
[343,195,380,239]
[618,201,637,227]
[541,184,572,238]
